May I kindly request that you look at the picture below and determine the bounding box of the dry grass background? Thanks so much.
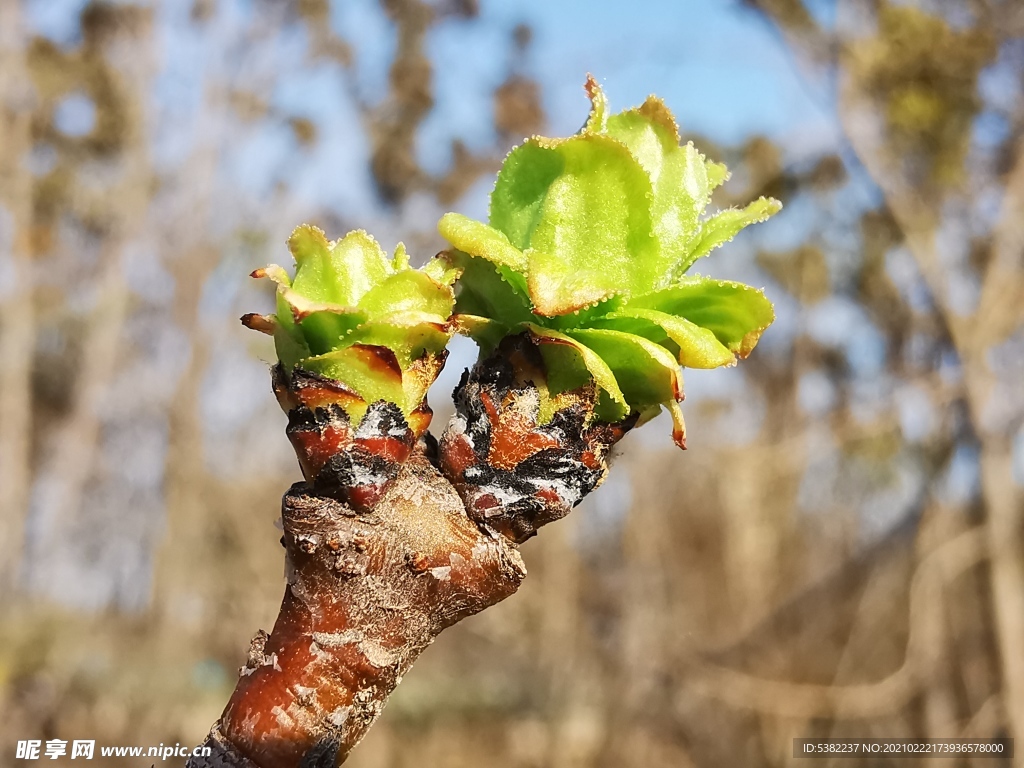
[0,1,1022,766]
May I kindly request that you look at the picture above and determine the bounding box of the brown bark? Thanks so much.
[189,336,632,767]
[209,449,525,767]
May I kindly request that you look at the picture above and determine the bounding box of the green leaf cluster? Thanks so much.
[249,226,458,427]
[439,78,779,443]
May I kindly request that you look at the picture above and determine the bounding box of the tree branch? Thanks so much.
[681,527,986,720]
[189,337,633,767]
[0,0,36,590]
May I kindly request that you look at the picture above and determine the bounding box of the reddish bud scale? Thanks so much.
[439,335,636,543]
[273,367,417,512]
[191,338,634,767]
[478,389,562,470]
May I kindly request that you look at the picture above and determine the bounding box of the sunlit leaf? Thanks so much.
[453,314,510,353]
[626,277,775,358]
[525,323,629,421]
[438,212,528,271]
[567,327,682,408]
[603,307,736,369]
[290,227,393,307]
[299,344,407,416]
[604,113,711,270]
[437,79,778,445]
[247,226,457,433]
[488,132,663,315]
[679,196,782,273]
[358,270,454,323]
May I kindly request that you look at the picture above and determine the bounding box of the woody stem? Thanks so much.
[188,339,632,768]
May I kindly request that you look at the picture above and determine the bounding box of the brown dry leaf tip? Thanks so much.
[673,425,687,450]
[637,94,681,142]
[240,313,276,335]
[737,328,766,358]
[667,400,687,450]
[439,334,636,543]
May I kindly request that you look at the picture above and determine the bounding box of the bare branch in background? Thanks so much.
[2,1,1021,765]
[21,4,155,600]
[745,0,1023,751]
[0,0,37,590]
[686,527,985,720]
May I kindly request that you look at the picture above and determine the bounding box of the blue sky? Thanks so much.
[24,0,849,456]
[320,0,840,223]
[26,0,840,234]
[370,0,838,175]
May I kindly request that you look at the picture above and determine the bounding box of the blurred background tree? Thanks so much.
[0,1,1021,766]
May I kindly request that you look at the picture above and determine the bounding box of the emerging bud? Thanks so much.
[245,228,460,439]
[438,76,778,446]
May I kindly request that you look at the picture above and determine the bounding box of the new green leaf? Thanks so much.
[245,226,457,435]
[438,76,779,447]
